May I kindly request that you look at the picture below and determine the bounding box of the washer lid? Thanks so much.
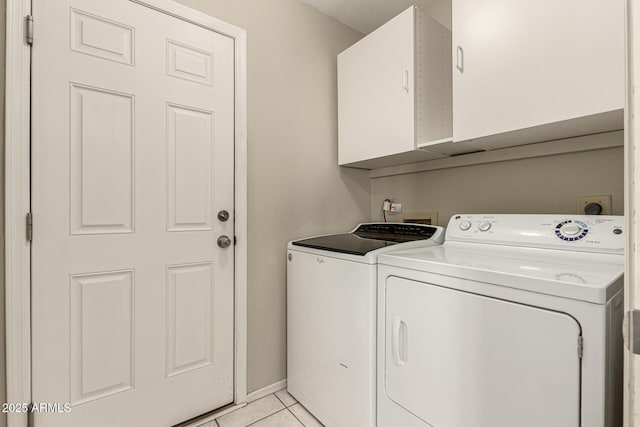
[378,242,624,304]
[291,223,441,256]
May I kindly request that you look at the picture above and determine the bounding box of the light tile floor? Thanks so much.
[212,390,324,427]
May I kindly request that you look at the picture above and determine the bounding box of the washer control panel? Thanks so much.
[447,214,624,254]
[458,220,493,232]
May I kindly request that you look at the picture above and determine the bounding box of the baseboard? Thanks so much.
[246,379,287,403]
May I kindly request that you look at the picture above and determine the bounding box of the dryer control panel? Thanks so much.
[554,219,590,241]
[447,214,624,254]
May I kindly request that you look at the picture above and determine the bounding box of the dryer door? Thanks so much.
[384,277,581,427]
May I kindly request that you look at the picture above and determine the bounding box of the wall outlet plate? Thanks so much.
[390,203,402,213]
[576,195,612,215]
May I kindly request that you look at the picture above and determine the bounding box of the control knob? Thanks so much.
[478,221,492,232]
[560,223,582,236]
[459,221,472,231]
[554,220,589,241]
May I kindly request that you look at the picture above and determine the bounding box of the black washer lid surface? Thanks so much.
[291,223,438,256]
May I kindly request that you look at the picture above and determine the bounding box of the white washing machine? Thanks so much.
[377,214,624,427]
[287,223,445,427]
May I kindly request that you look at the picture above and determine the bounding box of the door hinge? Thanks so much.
[26,15,34,45]
[26,212,33,242]
[27,403,34,427]
[577,336,583,359]
[623,310,640,354]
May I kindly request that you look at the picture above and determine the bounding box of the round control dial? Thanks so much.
[554,220,589,241]
[478,221,492,232]
[459,221,472,231]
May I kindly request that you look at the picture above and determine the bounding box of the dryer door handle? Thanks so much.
[392,316,407,366]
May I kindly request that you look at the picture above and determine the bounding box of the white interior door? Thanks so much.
[384,277,581,427]
[31,0,236,425]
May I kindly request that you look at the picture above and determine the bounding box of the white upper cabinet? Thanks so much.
[452,0,625,147]
[338,6,452,169]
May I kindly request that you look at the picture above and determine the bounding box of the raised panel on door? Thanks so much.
[69,83,134,234]
[452,0,624,142]
[166,104,214,231]
[338,7,415,165]
[166,39,214,86]
[166,262,215,377]
[31,0,236,425]
[384,276,581,427]
[70,270,134,405]
[70,8,135,65]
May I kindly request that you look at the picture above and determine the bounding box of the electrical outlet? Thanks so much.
[390,203,402,213]
[576,195,612,215]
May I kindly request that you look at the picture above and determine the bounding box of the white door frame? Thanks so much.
[626,0,639,424]
[3,1,248,426]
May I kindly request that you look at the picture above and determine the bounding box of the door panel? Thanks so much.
[166,40,214,86]
[70,270,134,405]
[69,8,135,65]
[384,277,581,427]
[165,262,215,377]
[70,83,134,234]
[31,1,235,425]
[166,104,215,231]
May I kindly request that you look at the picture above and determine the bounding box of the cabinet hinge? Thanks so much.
[26,15,34,45]
[577,336,583,359]
[26,212,33,242]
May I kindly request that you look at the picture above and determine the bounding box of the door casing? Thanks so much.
[625,0,640,425]
[3,1,248,426]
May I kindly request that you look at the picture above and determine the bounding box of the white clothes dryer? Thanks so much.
[377,214,624,427]
[287,223,445,427]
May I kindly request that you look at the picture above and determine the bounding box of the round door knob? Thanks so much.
[217,235,232,248]
[218,210,230,222]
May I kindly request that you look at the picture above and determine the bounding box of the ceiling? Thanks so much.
[299,0,451,34]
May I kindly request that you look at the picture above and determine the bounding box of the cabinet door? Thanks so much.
[452,0,624,143]
[384,276,581,427]
[338,7,415,165]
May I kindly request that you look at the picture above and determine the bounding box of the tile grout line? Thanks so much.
[244,407,290,427]
[287,407,307,427]
[273,392,287,407]
[270,392,315,427]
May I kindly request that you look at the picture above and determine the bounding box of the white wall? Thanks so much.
[371,133,624,224]
[173,0,370,393]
